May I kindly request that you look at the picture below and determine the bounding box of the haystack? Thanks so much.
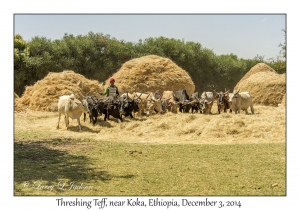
[234,63,286,106]
[103,55,195,96]
[15,70,105,112]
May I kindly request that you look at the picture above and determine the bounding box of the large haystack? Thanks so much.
[15,70,105,112]
[234,63,286,106]
[104,55,195,96]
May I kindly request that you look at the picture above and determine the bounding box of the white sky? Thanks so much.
[14,14,285,60]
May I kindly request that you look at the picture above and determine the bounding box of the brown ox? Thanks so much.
[214,89,230,114]
[134,92,163,116]
[162,90,180,113]
[125,92,149,117]
[143,91,163,115]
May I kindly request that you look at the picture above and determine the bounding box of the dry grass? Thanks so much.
[14,103,286,196]
[14,103,285,145]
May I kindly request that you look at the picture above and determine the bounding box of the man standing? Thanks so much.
[101,77,119,97]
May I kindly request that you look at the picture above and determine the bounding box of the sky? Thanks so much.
[14,14,286,60]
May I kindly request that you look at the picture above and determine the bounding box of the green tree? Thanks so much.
[14,34,30,95]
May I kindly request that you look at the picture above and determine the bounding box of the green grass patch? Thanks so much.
[14,139,286,196]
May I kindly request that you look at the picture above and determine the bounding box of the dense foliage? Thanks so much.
[14,32,286,96]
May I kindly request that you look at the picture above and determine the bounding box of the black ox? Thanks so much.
[84,96,108,125]
[101,96,126,122]
[121,93,140,118]
[83,96,99,125]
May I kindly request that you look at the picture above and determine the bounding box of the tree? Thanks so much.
[279,29,286,60]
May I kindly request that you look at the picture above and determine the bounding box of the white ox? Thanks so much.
[56,94,89,131]
[200,91,214,114]
[228,89,254,114]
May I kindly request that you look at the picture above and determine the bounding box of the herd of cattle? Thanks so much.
[56,89,254,131]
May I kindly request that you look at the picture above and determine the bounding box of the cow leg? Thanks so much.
[92,116,96,125]
[251,105,254,114]
[119,115,123,122]
[83,113,86,122]
[245,108,249,114]
[65,115,69,129]
[57,113,61,129]
[218,106,220,114]
[77,117,82,132]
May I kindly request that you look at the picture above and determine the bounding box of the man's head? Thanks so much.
[109,78,115,86]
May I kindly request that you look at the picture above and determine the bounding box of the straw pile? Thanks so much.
[234,63,286,106]
[104,55,195,96]
[15,70,105,112]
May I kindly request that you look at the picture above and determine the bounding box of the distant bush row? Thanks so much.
[14,32,286,96]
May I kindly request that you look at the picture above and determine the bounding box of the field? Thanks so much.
[14,103,286,196]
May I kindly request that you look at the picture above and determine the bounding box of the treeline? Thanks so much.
[14,32,286,96]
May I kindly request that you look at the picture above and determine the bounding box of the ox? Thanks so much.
[174,89,192,113]
[179,101,198,113]
[135,92,163,115]
[57,94,89,131]
[228,89,254,114]
[214,90,230,114]
[121,93,141,118]
[133,92,151,116]
[83,96,99,125]
[147,95,163,114]
[161,90,180,113]
[174,89,189,101]
[101,96,126,122]
[200,91,214,114]
[190,92,205,113]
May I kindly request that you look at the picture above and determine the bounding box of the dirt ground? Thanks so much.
[14,103,286,145]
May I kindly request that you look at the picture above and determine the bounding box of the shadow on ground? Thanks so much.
[14,139,135,194]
